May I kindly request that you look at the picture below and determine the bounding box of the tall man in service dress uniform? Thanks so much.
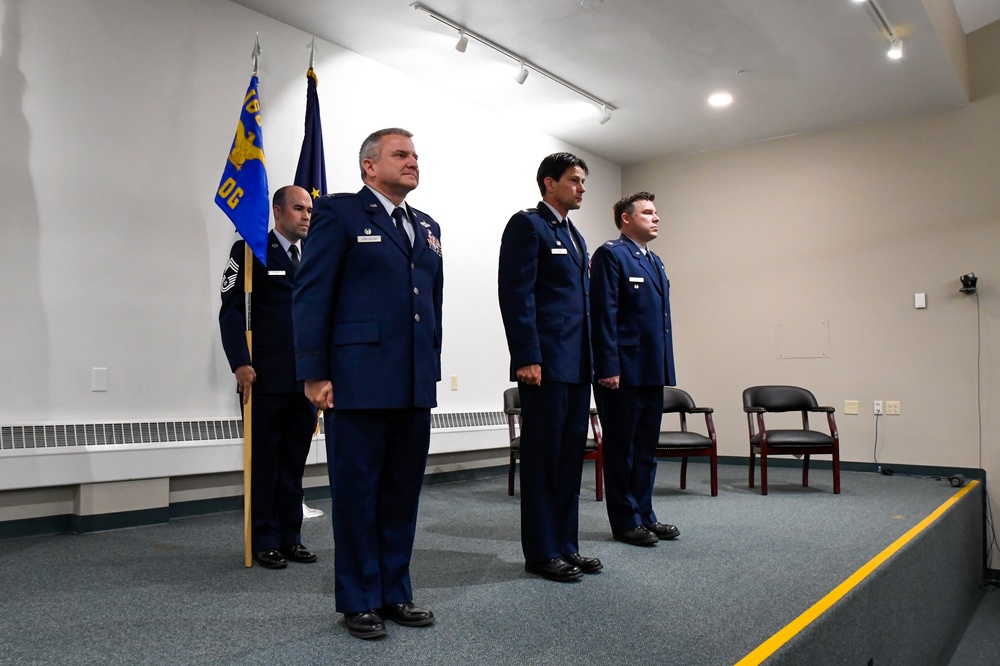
[498,152,602,583]
[590,192,678,547]
[219,185,319,569]
[293,128,443,640]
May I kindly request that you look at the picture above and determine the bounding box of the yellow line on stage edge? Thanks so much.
[734,480,979,666]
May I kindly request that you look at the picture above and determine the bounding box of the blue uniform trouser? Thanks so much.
[249,393,316,552]
[517,381,591,562]
[326,408,431,614]
[594,385,661,534]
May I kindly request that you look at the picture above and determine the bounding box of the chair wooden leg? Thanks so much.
[760,453,768,495]
[802,453,810,488]
[508,452,516,496]
[710,451,718,496]
[833,448,841,494]
[748,451,756,488]
[595,455,604,502]
[680,457,688,490]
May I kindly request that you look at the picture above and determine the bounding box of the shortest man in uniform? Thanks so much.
[219,185,319,569]
[590,192,679,547]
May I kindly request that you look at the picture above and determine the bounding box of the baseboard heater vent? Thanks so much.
[0,411,505,451]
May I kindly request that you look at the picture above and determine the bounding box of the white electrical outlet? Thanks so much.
[874,400,883,415]
[450,375,458,391]
[886,400,901,415]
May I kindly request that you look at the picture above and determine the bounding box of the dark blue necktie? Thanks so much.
[392,207,411,248]
[288,245,300,274]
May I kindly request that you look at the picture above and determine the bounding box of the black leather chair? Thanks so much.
[503,387,603,501]
[742,385,840,495]
[655,387,718,496]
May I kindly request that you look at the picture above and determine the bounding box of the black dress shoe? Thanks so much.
[525,557,583,582]
[613,525,659,547]
[281,544,318,563]
[344,611,387,639]
[562,552,603,573]
[253,548,287,569]
[646,522,680,540]
[380,601,435,627]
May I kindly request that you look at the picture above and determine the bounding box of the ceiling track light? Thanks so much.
[853,0,903,60]
[887,35,903,59]
[412,2,617,121]
[514,62,529,85]
[598,105,612,125]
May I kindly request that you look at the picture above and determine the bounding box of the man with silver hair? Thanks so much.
[293,128,444,640]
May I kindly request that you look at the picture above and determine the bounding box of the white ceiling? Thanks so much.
[230,0,1000,165]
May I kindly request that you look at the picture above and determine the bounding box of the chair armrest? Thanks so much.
[744,407,765,413]
[810,406,836,413]
[504,408,521,416]
[689,407,714,414]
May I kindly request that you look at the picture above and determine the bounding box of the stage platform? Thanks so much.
[0,464,986,665]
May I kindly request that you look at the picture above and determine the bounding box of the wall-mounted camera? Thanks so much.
[960,273,977,294]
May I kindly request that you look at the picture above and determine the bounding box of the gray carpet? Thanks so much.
[0,463,981,665]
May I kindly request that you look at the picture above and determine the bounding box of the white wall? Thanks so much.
[0,0,620,438]
[623,21,1000,518]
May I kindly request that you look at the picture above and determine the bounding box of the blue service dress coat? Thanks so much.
[590,235,676,534]
[219,230,317,552]
[292,186,443,613]
[498,202,593,562]
[590,236,675,387]
[498,204,591,384]
[293,188,443,408]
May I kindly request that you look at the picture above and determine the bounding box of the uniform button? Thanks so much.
[413,287,419,295]
[411,263,416,270]
[414,314,421,322]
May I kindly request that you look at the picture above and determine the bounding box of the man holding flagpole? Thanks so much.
[220,185,318,570]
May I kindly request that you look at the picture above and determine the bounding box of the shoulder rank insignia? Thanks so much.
[221,257,239,293]
[420,220,431,228]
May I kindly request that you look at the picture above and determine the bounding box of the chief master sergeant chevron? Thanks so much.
[292,128,443,640]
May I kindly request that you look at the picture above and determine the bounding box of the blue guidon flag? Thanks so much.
[294,67,327,199]
[215,75,270,265]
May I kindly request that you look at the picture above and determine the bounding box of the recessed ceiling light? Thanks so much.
[708,92,733,107]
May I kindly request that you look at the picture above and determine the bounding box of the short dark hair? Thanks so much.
[359,128,414,180]
[272,185,296,209]
[613,191,655,230]
[535,152,589,197]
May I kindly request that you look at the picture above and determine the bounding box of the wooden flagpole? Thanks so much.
[243,242,253,568]
[241,33,263,570]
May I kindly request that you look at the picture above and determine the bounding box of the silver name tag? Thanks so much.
[268,270,286,276]
[551,248,568,255]
[629,277,644,283]
[357,236,382,243]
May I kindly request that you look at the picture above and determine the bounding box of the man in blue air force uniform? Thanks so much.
[498,152,603,583]
[293,128,443,640]
[219,185,319,569]
[590,192,678,547]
